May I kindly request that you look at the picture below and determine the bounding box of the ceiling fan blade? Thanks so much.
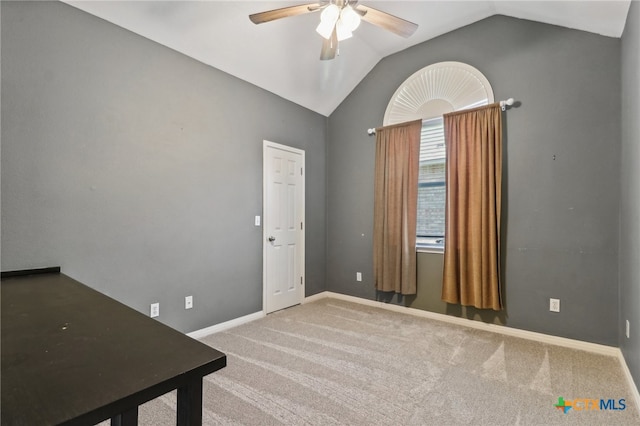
[250,3,323,25]
[320,28,338,60]
[355,5,418,38]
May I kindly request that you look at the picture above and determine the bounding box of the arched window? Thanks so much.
[384,62,494,250]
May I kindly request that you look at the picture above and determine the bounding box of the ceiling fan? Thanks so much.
[249,1,418,60]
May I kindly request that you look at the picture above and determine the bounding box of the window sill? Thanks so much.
[416,237,444,254]
[416,246,444,254]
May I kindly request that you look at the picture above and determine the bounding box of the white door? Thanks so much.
[263,141,305,314]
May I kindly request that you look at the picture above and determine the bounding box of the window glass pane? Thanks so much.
[417,118,445,242]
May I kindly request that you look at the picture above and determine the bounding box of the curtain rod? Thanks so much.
[366,98,515,135]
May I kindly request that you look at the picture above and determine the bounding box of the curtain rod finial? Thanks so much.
[367,128,376,136]
[500,98,515,111]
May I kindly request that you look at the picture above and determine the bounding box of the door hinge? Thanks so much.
[300,276,303,285]
[301,222,303,230]
[301,167,303,176]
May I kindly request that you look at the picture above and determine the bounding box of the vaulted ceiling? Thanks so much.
[63,1,631,116]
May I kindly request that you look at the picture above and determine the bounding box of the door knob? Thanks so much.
[268,236,276,242]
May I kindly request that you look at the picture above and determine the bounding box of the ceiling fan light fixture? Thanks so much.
[316,3,340,39]
[340,5,361,32]
[316,20,335,39]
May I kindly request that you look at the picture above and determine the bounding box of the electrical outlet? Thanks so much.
[626,320,630,339]
[150,303,159,318]
[255,215,261,226]
[356,272,362,282]
[549,298,560,313]
[185,295,193,310]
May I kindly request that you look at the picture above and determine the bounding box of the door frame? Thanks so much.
[262,140,305,314]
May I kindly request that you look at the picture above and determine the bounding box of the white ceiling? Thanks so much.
[63,1,631,116]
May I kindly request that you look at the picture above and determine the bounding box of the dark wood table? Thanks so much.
[1,268,226,425]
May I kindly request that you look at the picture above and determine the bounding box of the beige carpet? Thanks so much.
[103,298,640,425]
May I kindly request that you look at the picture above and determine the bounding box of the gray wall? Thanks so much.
[620,0,640,389]
[1,1,327,333]
[327,15,621,346]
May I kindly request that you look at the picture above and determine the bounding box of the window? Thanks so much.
[417,117,446,250]
[383,61,495,252]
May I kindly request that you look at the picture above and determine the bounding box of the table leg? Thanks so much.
[177,378,203,426]
[111,406,138,426]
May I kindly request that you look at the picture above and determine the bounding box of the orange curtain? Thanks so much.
[373,120,422,295]
[442,103,503,310]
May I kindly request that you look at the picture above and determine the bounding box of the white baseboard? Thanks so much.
[618,349,640,414]
[187,311,264,339]
[324,291,620,356]
[303,292,327,304]
[188,292,325,339]
[188,293,325,339]
[319,291,619,355]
